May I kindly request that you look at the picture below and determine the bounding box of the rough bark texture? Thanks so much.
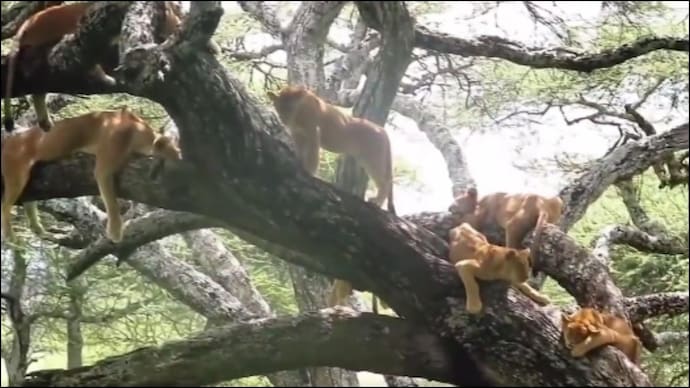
[271,1,358,385]
[3,1,689,386]
[40,198,309,386]
[23,310,464,387]
[592,224,688,261]
[624,292,689,322]
[558,123,689,231]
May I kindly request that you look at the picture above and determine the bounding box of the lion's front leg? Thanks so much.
[571,332,614,358]
[456,260,483,314]
[513,282,551,306]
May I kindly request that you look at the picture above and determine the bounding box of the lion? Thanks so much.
[561,307,642,364]
[450,222,551,314]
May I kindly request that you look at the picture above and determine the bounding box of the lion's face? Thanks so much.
[449,188,478,216]
[561,309,602,347]
[267,86,308,123]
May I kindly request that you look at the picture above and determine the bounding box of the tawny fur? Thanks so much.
[267,85,396,214]
[1,108,181,243]
[267,85,396,314]
[3,2,196,132]
[3,2,114,132]
[327,279,389,314]
[449,187,563,265]
[561,307,642,364]
[449,222,551,314]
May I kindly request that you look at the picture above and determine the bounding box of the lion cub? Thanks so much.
[1,108,181,243]
[562,307,642,364]
[449,222,551,314]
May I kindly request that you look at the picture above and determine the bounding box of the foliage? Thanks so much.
[1,1,688,387]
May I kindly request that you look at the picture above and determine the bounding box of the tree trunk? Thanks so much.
[66,279,85,369]
[3,2,688,386]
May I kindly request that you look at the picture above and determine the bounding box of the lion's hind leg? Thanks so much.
[1,158,34,242]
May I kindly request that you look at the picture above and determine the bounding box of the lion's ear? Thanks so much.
[467,187,478,199]
[505,250,517,260]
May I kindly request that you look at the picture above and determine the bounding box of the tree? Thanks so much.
[1,1,688,386]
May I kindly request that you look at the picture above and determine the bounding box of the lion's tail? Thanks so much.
[530,210,549,275]
[385,135,396,216]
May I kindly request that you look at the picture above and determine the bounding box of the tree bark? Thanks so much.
[3,1,689,386]
[182,229,309,387]
[23,310,464,387]
[413,28,689,72]
[66,279,85,369]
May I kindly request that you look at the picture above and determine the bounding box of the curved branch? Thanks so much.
[592,225,688,263]
[65,210,223,281]
[624,292,689,322]
[120,240,253,322]
[392,94,476,196]
[615,179,668,234]
[23,310,463,387]
[414,28,689,72]
[559,122,689,231]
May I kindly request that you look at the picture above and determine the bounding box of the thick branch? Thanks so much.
[1,2,129,99]
[592,225,688,263]
[23,310,462,387]
[624,292,689,322]
[559,122,689,230]
[13,13,656,384]
[413,28,689,72]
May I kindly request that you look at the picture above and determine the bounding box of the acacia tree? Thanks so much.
[1,1,688,386]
